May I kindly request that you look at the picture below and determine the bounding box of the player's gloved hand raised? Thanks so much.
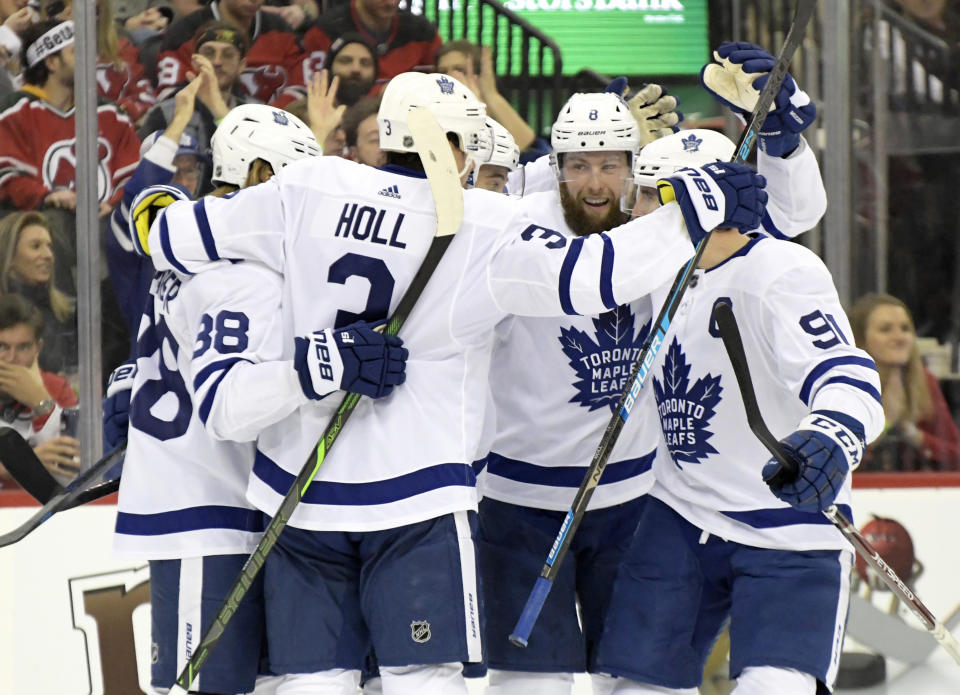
[762,410,866,513]
[657,162,767,246]
[128,183,192,257]
[700,41,817,157]
[103,361,137,451]
[605,77,682,147]
[294,321,408,400]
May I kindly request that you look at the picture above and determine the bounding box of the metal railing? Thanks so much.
[408,0,563,136]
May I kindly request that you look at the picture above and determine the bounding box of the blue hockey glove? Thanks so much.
[103,361,137,450]
[294,321,408,400]
[762,410,866,513]
[657,162,767,245]
[700,41,817,157]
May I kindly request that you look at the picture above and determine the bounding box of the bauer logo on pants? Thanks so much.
[410,620,432,643]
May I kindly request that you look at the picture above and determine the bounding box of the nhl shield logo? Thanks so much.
[410,620,431,643]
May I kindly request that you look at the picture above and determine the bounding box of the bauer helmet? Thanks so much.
[550,92,639,180]
[211,104,321,187]
[377,72,486,169]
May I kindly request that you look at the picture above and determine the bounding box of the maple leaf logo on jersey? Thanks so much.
[652,337,722,466]
[559,305,651,413]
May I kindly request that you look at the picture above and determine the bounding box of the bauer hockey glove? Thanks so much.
[700,41,817,157]
[762,410,866,513]
[103,361,138,451]
[294,321,408,400]
[657,162,767,245]
[605,77,682,147]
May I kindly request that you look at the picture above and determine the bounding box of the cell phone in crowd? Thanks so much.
[61,405,80,439]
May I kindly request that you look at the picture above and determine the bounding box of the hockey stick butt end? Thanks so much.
[509,576,554,648]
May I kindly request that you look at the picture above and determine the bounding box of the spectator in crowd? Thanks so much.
[0,210,77,376]
[140,20,256,171]
[282,68,346,156]
[109,73,210,338]
[113,0,202,83]
[323,31,377,106]
[850,292,960,471]
[112,0,171,46]
[0,19,141,216]
[53,0,158,124]
[302,0,440,81]
[341,94,382,166]
[0,293,79,488]
[155,0,307,106]
[261,0,319,33]
[0,0,36,94]
[436,39,538,155]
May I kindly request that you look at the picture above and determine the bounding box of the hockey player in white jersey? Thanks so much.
[476,46,828,692]
[506,79,681,198]
[134,71,767,694]
[108,104,407,695]
[591,73,884,694]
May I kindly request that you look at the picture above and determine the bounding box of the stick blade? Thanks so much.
[407,107,464,238]
[0,428,64,503]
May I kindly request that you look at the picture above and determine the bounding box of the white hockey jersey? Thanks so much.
[114,261,288,559]
[144,156,697,532]
[645,235,884,552]
[483,140,828,512]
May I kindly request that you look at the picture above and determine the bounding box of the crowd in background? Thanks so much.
[0,0,958,489]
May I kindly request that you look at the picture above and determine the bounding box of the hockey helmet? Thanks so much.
[550,92,639,180]
[632,128,735,188]
[210,104,321,187]
[377,72,486,171]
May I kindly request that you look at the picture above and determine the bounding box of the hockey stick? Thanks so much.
[509,0,819,647]
[0,443,124,549]
[712,300,960,666]
[0,428,66,503]
[169,107,465,694]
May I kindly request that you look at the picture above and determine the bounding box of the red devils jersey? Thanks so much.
[302,0,441,81]
[155,3,307,106]
[0,89,141,210]
[97,38,158,123]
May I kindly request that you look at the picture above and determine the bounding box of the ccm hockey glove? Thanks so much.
[657,162,767,245]
[701,41,817,157]
[762,410,866,513]
[103,361,137,451]
[294,321,408,400]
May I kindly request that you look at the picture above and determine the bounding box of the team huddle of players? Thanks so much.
[106,40,883,695]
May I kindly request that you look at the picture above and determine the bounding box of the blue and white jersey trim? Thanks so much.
[253,451,478,506]
[800,355,880,406]
[721,503,853,529]
[116,505,263,536]
[480,449,656,511]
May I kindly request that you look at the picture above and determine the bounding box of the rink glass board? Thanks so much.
[410,0,709,76]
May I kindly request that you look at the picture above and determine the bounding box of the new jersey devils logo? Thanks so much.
[239,65,289,103]
[42,138,112,201]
